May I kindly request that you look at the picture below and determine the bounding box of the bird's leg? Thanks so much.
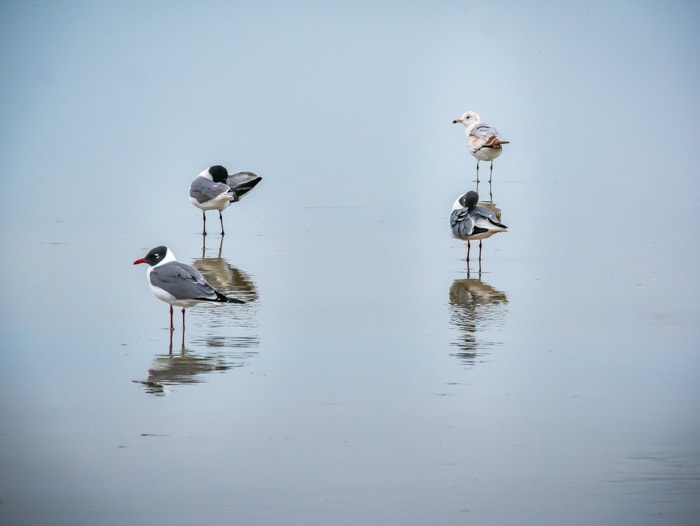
[475,161,480,183]
[202,211,207,236]
[488,180,493,201]
[219,211,225,236]
[181,308,186,331]
[466,240,471,263]
[478,240,483,262]
[489,161,494,183]
[169,305,174,331]
[168,329,174,355]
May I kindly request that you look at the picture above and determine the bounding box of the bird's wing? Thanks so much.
[189,178,231,204]
[469,123,500,141]
[468,124,507,151]
[450,208,475,239]
[473,205,508,229]
[226,171,262,202]
[150,262,219,301]
[472,204,498,222]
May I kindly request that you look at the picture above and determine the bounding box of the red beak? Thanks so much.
[133,258,147,265]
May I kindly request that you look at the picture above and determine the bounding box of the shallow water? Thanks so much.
[1,3,700,525]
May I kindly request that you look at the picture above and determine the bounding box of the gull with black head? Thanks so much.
[133,245,244,330]
[189,165,262,236]
[450,190,508,263]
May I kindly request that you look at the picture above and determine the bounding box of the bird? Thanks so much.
[189,165,262,236]
[452,111,509,182]
[450,190,508,262]
[133,245,244,331]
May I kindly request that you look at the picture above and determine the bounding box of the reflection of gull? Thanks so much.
[191,256,259,303]
[133,245,245,330]
[452,111,509,182]
[189,165,262,236]
[451,191,508,263]
[448,277,508,366]
[190,256,259,329]
[135,331,260,396]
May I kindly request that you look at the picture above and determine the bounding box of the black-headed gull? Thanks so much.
[450,190,508,262]
[452,111,509,182]
[189,165,262,236]
[133,245,244,330]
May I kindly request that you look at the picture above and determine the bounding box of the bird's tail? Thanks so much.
[484,136,510,147]
[215,292,245,304]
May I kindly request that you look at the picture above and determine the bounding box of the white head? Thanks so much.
[452,111,481,129]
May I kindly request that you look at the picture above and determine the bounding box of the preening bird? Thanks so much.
[450,190,508,262]
[189,165,262,236]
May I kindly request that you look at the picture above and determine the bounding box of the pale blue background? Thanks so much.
[1,2,699,525]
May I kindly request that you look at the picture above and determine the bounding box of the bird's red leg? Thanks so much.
[169,305,174,331]
[202,211,207,236]
[182,308,186,331]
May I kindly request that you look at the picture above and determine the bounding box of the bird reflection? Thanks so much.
[476,185,501,218]
[135,330,260,395]
[192,244,259,304]
[448,274,508,366]
[201,232,222,258]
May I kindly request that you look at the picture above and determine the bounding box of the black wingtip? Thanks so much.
[227,297,246,304]
[216,291,245,304]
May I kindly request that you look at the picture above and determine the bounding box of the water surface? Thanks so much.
[1,2,699,525]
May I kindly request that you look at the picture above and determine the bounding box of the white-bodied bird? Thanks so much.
[452,111,509,182]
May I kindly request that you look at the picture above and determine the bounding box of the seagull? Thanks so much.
[452,111,509,182]
[450,190,508,262]
[133,245,244,330]
[189,165,262,236]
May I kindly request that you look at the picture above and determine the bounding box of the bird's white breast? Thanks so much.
[146,266,176,304]
[189,193,232,212]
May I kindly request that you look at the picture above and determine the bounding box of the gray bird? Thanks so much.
[189,165,262,236]
[133,245,244,330]
[450,191,508,262]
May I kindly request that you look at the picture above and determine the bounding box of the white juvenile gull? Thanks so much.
[450,190,508,262]
[133,245,244,330]
[189,165,262,236]
[452,111,509,182]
